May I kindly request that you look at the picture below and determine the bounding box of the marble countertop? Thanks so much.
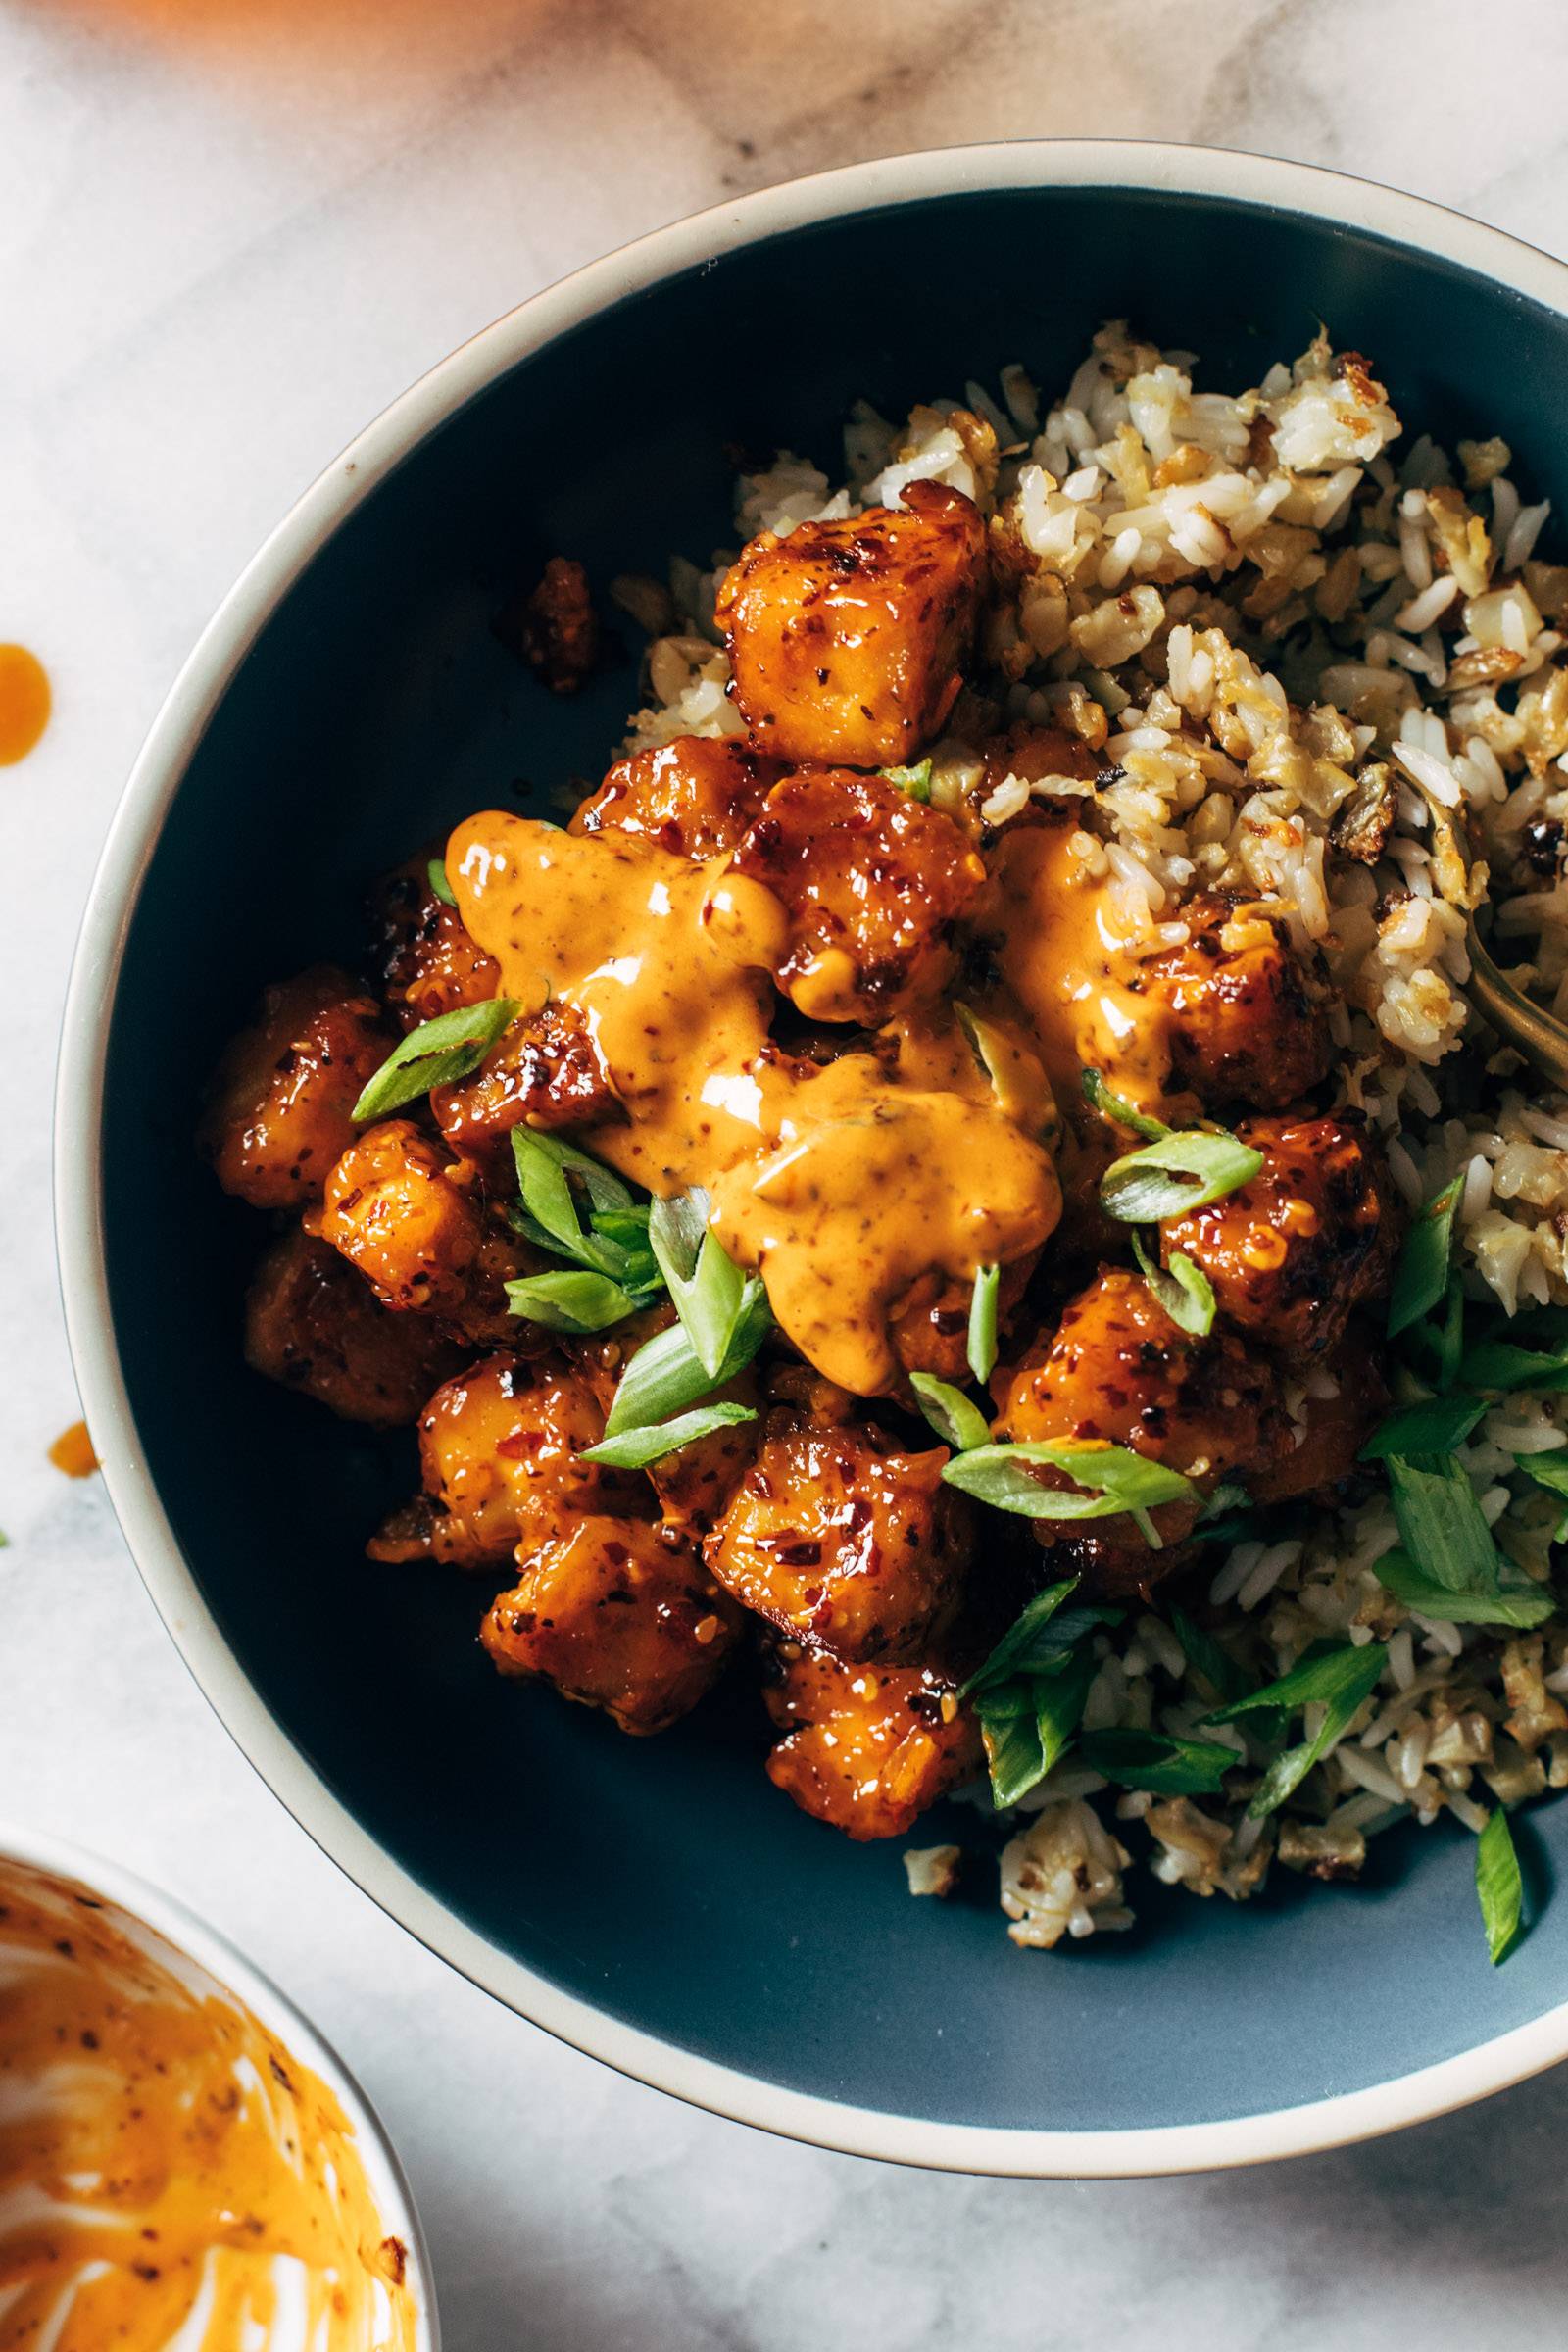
[8,0,1568,2340]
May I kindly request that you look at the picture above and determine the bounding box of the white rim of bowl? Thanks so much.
[54,138,1568,2179]
[0,1817,439,2344]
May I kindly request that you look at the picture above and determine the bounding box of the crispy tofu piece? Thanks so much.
[1140,895,1332,1111]
[244,1229,465,1426]
[1162,1113,1401,1357]
[481,1514,740,1734]
[200,965,391,1209]
[730,767,985,1021]
[715,481,987,766]
[369,853,501,1033]
[993,1266,1279,1592]
[431,1002,618,1155]
[763,1645,981,1839]
[1250,1322,1389,1505]
[368,1350,642,1570]
[569,735,780,862]
[704,1410,973,1662]
[316,1119,522,1343]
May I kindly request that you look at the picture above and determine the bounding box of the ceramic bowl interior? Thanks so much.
[64,149,1568,2172]
[0,1825,437,2344]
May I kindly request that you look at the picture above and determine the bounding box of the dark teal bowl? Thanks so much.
[57,144,1568,2174]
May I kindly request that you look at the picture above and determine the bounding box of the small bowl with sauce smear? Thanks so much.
[0,1825,436,2352]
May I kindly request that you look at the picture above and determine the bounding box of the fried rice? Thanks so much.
[615,321,1568,1948]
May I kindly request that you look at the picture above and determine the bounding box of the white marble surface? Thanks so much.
[8,0,1568,2340]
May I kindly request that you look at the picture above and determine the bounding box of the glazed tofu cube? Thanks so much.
[763,1645,981,1840]
[481,1514,740,1734]
[199,965,391,1209]
[715,482,987,766]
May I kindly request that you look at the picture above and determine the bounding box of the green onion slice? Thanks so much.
[942,1441,1197,1546]
[580,1400,757,1469]
[1387,1174,1463,1340]
[503,1269,642,1333]
[351,997,518,1123]
[427,856,458,907]
[1100,1128,1263,1226]
[879,758,933,801]
[908,1373,992,1456]
[1131,1230,1216,1336]
[1078,1727,1236,1796]
[648,1190,750,1382]
[1476,1807,1524,1965]
[1167,1606,1252,1707]
[1207,1640,1388,1820]
[966,1264,1001,1386]
[1080,1067,1168,1144]
[602,1281,771,1438]
[962,1579,1122,1698]
[1359,1392,1486,1462]
[975,1647,1098,1810]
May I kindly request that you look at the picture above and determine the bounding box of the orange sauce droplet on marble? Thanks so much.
[48,1420,98,1478]
[0,645,50,765]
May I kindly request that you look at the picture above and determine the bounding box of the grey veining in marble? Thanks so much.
[6,0,1568,2341]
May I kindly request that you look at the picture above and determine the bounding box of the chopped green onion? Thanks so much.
[966,1264,1001,1386]
[510,1128,660,1294]
[1436,1274,1465,1392]
[1207,1640,1388,1820]
[908,1372,992,1455]
[351,997,519,1123]
[503,1269,642,1333]
[1131,1231,1216,1336]
[975,1646,1098,1810]
[602,1280,771,1437]
[1078,1727,1236,1796]
[1385,1453,1498,1592]
[649,1190,749,1382]
[1476,1807,1524,1965]
[1371,1547,1555,1627]
[962,1579,1122,1697]
[879,758,933,801]
[942,1440,1196,1545]
[1463,1337,1568,1394]
[1100,1127,1263,1226]
[1205,1639,1386,1725]
[1387,1174,1463,1340]
[1080,1067,1168,1144]
[512,1125,635,1231]
[1359,1392,1486,1462]
[427,856,457,906]
[580,1400,757,1469]
[1168,1605,1252,1707]
[1514,1451,1568,1528]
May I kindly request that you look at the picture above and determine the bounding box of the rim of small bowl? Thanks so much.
[53,138,1568,2179]
[0,1817,440,2344]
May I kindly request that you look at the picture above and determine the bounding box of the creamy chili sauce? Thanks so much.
[989,818,1178,1113]
[0,1861,418,2352]
[0,648,50,767]
[450,811,1063,1393]
[47,1422,98,1480]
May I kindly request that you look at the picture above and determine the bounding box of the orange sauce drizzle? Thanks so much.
[450,811,1062,1394]
[988,818,1178,1113]
[0,1861,418,2352]
[47,1422,98,1479]
[0,648,50,767]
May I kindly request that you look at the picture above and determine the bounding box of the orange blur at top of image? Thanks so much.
[0,647,50,767]
[44,0,559,89]
[48,1421,99,1478]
